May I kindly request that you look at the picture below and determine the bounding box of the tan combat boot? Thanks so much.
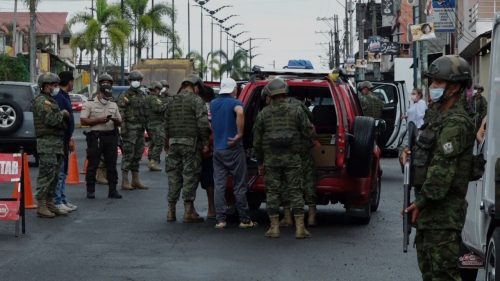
[183,201,204,223]
[36,199,55,218]
[46,199,68,216]
[167,202,176,222]
[148,160,162,172]
[279,207,294,227]
[308,205,317,227]
[294,214,311,239]
[131,172,148,189]
[265,215,280,238]
[121,170,134,190]
[96,167,108,185]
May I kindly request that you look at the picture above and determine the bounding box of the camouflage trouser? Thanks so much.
[280,151,316,207]
[166,144,202,203]
[416,229,461,281]
[36,153,64,200]
[121,128,145,172]
[265,165,304,216]
[147,125,165,163]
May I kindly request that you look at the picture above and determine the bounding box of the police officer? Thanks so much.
[81,74,122,199]
[471,84,487,131]
[253,78,314,239]
[402,55,475,281]
[33,72,70,218]
[117,70,148,190]
[165,74,210,223]
[146,81,167,171]
[358,81,384,119]
[95,74,114,185]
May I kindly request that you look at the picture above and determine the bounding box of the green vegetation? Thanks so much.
[0,54,29,81]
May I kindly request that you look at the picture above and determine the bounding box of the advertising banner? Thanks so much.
[427,0,456,32]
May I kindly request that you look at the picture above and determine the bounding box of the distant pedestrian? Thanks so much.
[403,88,427,129]
[33,73,70,218]
[80,73,122,199]
[211,78,256,229]
[53,71,78,213]
[471,84,487,131]
[165,74,210,223]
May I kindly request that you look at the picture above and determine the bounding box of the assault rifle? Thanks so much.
[403,121,418,253]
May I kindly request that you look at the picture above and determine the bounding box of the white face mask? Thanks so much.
[51,87,60,97]
[161,88,166,94]
[430,88,445,103]
[130,81,141,88]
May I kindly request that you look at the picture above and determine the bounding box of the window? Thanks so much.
[372,84,398,106]
[63,36,70,45]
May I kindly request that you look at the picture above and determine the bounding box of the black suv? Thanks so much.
[0,81,39,163]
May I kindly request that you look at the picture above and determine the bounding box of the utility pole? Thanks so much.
[370,0,381,81]
[151,0,154,59]
[344,0,349,60]
[89,0,94,94]
[28,0,36,83]
[188,0,190,55]
[334,15,340,68]
[357,2,366,81]
[172,0,175,58]
[13,0,17,55]
[120,0,124,85]
[349,0,354,57]
[419,0,428,91]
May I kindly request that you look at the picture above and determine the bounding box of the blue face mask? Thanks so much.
[429,88,445,102]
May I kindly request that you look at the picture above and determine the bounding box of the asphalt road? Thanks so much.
[0,126,480,281]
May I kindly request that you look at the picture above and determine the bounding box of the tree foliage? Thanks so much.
[0,54,29,81]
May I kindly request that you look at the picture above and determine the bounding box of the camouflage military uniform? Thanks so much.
[253,98,314,216]
[359,92,384,119]
[33,94,66,201]
[414,96,475,281]
[145,92,167,164]
[165,89,210,203]
[471,93,487,131]
[117,87,147,173]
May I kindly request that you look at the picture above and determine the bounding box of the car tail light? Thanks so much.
[336,126,346,167]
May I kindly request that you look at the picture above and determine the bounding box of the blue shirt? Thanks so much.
[210,95,243,150]
[54,89,74,145]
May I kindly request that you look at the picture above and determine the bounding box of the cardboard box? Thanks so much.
[312,145,336,167]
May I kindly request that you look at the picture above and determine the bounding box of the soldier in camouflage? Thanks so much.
[254,78,314,239]
[358,81,384,119]
[146,81,167,171]
[471,84,487,132]
[164,74,210,223]
[33,72,70,218]
[402,55,475,281]
[261,87,317,227]
[117,70,148,190]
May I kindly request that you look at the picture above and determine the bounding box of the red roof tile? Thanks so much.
[0,12,68,35]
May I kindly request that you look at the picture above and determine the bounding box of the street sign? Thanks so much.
[427,0,456,32]
[0,153,21,182]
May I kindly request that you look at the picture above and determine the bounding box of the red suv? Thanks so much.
[239,69,382,224]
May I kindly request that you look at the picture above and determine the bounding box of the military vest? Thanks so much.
[145,94,165,125]
[33,94,65,137]
[167,91,199,138]
[121,89,146,125]
[262,102,301,153]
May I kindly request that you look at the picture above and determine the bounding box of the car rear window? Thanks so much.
[0,84,35,111]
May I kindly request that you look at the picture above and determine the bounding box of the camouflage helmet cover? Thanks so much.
[160,79,169,87]
[263,78,289,97]
[149,81,163,90]
[425,55,472,87]
[357,81,373,90]
[37,72,60,88]
[181,74,203,86]
[128,70,144,81]
[98,73,114,84]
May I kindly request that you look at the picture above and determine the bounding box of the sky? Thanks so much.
[0,0,349,70]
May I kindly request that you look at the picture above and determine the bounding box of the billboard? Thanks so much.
[427,0,456,32]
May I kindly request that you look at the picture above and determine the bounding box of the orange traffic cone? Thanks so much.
[66,151,81,185]
[12,153,36,209]
[80,158,88,174]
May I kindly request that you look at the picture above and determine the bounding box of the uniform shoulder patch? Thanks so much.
[443,142,454,154]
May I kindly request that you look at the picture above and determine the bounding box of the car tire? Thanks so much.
[486,228,500,281]
[247,192,261,211]
[0,99,24,135]
[347,116,375,178]
[370,168,381,212]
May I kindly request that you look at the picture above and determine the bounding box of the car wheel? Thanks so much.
[486,228,500,281]
[370,168,381,212]
[347,116,375,178]
[247,192,261,211]
[0,99,24,135]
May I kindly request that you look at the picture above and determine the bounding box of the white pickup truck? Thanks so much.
[461,13,500,281]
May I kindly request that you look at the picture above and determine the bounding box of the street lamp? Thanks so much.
[248,37,271,71]
[203,5,233,81]
[193,0,210,77]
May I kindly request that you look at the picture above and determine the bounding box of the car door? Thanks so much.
[371,81,406,151]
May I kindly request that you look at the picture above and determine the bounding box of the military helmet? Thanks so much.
[160,79,169,87]
[98,73,114,84]
[128,70,144,81]
[37,72,60,88]
[149,81,163,90]
[181,74,203,86]
[263,78,289,97]
[425,55,472,87]
[474,84,484,92]
[357,81,373,90]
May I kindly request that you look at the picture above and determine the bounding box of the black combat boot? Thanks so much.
[108,185,122,199]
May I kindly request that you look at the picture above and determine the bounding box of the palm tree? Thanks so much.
[69,35,87,73]
[215,50,249,81]
[186,50,207,78]
[68,0,131,74]
[124,0,176,62]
